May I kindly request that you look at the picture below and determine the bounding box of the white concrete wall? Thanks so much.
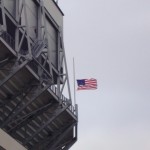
[4,0,16,17]
[44,0,63,28]
[0,129,27,150]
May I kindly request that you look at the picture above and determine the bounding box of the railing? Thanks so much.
[0,31,78,118]
[29,46,78,117]
[61,94,77,116]
[50,85,77,116]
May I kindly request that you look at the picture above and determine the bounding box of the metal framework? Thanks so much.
[0,0,78,149]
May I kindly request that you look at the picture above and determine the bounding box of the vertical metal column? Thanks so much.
[57,28,61,102]
[15,0,19,53]
[23,0,32,58]
[59,29,72,102]
[0,0,6,31]
[41,0,53,78]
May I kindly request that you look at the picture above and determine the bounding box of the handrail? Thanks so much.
[0,31,77,117]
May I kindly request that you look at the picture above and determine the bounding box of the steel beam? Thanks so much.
[0,82,52,128]
[0,57,10,68]
[23,0,32,57]
[23,103,70,145]
[46,123,76,150]
[31,121,74,150]
[0,59,30,87]
[15,0,19,53]
[8,101,54,134]
[0,79,34,108]
[0,0,6,31]
[0,80,36,121]
[41,0,53,78]
[59,31,71,102]
[33,57,51,79]
[1,89,30,128]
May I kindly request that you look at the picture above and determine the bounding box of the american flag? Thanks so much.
[77,78,97,90]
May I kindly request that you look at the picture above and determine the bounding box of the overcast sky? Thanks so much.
[59,0,150,149]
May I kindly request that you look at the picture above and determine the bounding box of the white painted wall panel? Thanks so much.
[25,0,38,39]
[46,19,57,67]
[44,0,63,28]
[4,0,16,17]
[0,129,27,150]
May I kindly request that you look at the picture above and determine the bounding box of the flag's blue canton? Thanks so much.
[77,79,85,86]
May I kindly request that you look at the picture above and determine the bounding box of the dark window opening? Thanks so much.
[0,9,3,25]
[6,16,15,39]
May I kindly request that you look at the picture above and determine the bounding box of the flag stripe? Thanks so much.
[77,78,97,90]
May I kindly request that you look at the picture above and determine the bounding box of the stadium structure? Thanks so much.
[0,0,78,149]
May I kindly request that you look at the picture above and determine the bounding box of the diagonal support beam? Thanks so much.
[0,82,51,128]
[46,122,77,150]
[33,57,52,79]
[1,88,31,128]
[0,57,10,68]
[0,59,30,87]
[0,0,7,31]
[8,101,54,134]
[23,103,70,145]
[0,79,34,108]
[23,0,32,56]
[32,121,75,150]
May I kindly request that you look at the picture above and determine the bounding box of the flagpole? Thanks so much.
[73,58,76,105]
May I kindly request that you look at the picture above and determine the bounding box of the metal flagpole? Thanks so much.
[73,58,76,105]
